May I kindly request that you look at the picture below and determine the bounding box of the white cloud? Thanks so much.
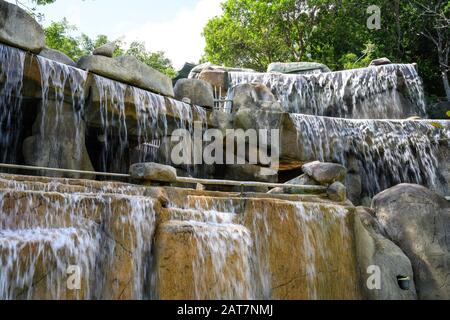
[122,0,223,70]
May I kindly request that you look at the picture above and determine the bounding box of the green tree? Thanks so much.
[203,0,449,98]
[44,21,176,77]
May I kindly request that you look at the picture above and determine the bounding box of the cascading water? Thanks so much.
[0,44,25,164]
[0,181,156,300]
[26,56,89,176]
[289,114,448,197]
[227,64,426,119]
[157,194,359,300]
[93,73,208,175]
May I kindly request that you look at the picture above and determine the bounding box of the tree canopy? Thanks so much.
[203,0,449,99]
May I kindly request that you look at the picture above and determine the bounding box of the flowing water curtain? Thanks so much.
[0,44,25,164]
[36,56,88,168]
[289,114,445,197]
[94,75,128,173]
[132,87,168,163]
[227,64,426,119]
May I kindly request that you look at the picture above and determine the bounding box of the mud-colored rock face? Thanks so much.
[154,193,361,300]
[373,184,450,300]
[0,173,366,300]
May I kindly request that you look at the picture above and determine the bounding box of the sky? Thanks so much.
[8,0,224,69]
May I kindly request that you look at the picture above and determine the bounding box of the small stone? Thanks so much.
[93,42,116,58]
[327,182,347,202]
[369,57,392,66]
[130,163,177,183]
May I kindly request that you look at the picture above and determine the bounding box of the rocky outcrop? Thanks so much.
[327,182,347,202]
[39,48,76,67]
[130,162,178,183]
[302,161,347,185]
[174,79,214,108]
[354,207,417,300]
[370,58,392,66]
[373,184,450,300]
[77,54,174,97]
[267,62,331,74]
[0,0,45,53]
[93,42,116,58]
[232,83,280,113]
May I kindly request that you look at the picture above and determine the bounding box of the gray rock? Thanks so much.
[373,184,450,300]
[130,162,177,183]
[0,0,45,53]
[23,100,94,179]
[327,182,347,202]
[361,196,373,208]
[232,83,277,113]
[369,57,392,66]
[77,55,174,97]
[354,207,417,300]
[174,79,214,108]
[346,173,362,205]
[188,62,254,79]
[267,62,331,74]
[39,48,76,67]
[93,42,116,58]
[302,161,347,185]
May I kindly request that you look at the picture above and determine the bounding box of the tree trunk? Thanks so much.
[442,70,450,101]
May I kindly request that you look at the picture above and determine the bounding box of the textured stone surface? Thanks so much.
[77,55,174,97]
[303,161,347,185]
[0,1,45,53]
[93,42,116,58]
[354,207,417,300]
[268,62,331,74]
[373,184,450,300]
[327,182,347,202]
[39,48,76,66]
[174,79,214,108]
[130,162,177,183]
[370,57,392,66]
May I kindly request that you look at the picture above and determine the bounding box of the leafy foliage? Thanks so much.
[43,20,176,77]
[203,0,449,98]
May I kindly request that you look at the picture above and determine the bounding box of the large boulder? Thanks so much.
[0,0,45,53]
[77,55,174,97]
[354,207,417,300]
[302,161,347,185]
[174,79,214,108]
[327,182,347,202]
[267,62,331,75]
[373,184,450,299]
[39,48,76,67]
[130,162,177,183]
[232,83,278,112]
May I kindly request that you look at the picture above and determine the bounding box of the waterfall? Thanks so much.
[0,184,156,300]
[29,56,89,175]
[227,64,426,119]
[289,114,448,197]
[94,74,128,173]
[94,74,208,173]
[0,44,25,164]
[158,194,359,300]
